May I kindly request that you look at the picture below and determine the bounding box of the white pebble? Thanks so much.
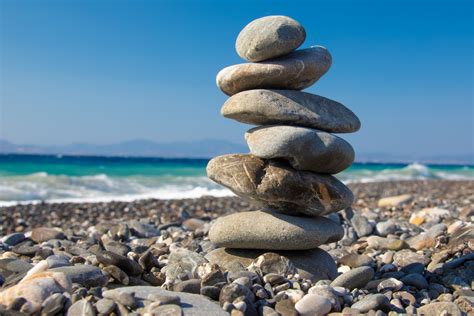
[337,265,351,273]
[295,294,332,316]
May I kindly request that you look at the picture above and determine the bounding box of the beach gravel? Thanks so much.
[0,180,471,315]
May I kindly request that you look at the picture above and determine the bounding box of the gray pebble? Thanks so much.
[50,264,107,287]
[331,266,374,290]
[95,298,115,315]
[233,276,252,288]
[200,286,221,301]
[376,220,398,237]
[1,233,26,246]
[46,255,71,269]
[351,214,373,237]
[103,265,129,285]
[96,250,143,276]
[41,293,66,315]
[173,279,201,294]
[103,241,131,256]
[219,283,255,306]
[400,273,429,289]
[263,273,286,285]
[351,294,390,313]
[103,290,136,308]
[201,269,225,287]
[146,303,182,315]
[67,299,96,316]
[377,278,404,292]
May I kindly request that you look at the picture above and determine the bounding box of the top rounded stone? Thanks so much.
[236,16,306,62]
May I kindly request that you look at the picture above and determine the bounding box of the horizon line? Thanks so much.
[0,152,472,167]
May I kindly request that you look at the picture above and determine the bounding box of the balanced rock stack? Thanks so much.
[206,16,361,282]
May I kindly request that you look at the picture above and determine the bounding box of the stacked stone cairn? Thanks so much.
[206,16,361,283]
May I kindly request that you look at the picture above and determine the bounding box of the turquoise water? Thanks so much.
[0,155,208,177]
[0,154,472,205]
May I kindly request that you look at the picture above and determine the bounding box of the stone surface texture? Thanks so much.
[209,210,344,250]
[222,89,360,133]
[104,286,227,316]
[216,46,332,96]
[246,125,354,173]
[236,16,306,62]
[207,154,353,216]
[205,248,337,282]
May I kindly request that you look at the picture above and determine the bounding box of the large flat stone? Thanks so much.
[207,154,353,217]
[216,46,331,96]
[246,125,354,174]
[222,89,360,133]
[103,286,227,316]
[209,210,343,250]
[205,248,337,282]
[236,15,305,62]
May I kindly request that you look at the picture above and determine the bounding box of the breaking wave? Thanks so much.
[0,173,232,206]
[0,160,472,206]
[339,163,474,183]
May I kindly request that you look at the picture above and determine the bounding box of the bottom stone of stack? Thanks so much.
[209,210,344,250]
[205,248,337,283]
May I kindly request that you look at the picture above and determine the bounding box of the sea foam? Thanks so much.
[0,162,472,206]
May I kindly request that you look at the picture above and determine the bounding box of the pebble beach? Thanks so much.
[0,180,472,315]
[0,10,473,316]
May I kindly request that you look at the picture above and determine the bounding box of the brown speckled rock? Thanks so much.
[206,154,353,217]
[216,46,332,96]
[245,125,354,174]
[205,248,337,282]
[236,16,306,62]
[417,302,462,316]
[222,89,361,133]
[209,210,344,250]
[31,227,65,243]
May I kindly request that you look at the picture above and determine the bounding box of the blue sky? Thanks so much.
[1,0,473,157]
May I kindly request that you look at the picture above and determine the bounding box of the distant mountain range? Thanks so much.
[0,139,248,159]
[0,139,472,164]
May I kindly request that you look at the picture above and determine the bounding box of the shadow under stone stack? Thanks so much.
[206,16,360,282]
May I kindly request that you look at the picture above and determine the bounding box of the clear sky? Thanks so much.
[1,0,473,157]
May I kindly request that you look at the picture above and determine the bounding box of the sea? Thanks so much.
[0,154,473,207]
